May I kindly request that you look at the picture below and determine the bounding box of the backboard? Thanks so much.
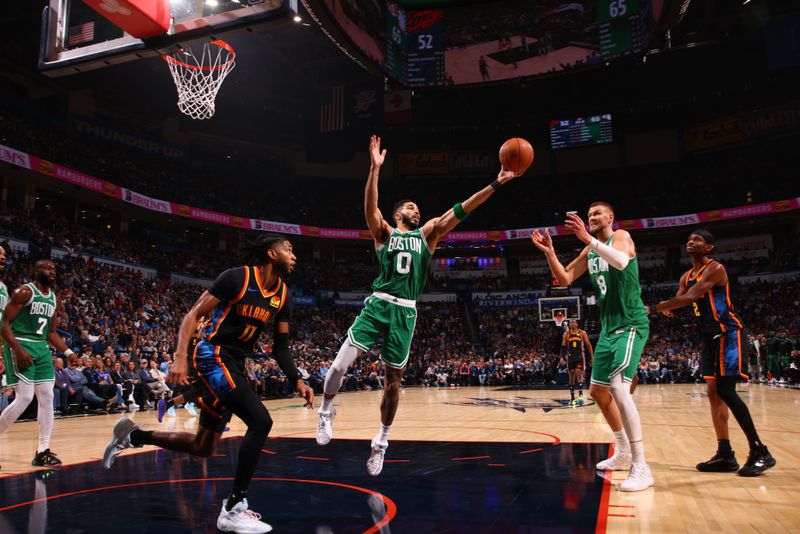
[538,296,581,323]
[39,0,297,76]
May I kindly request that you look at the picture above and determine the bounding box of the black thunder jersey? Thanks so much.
[204,266,291,358]
[685,260,743,336]
[567,331,584,357]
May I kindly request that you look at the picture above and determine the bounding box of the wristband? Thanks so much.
[490,179,502,190]
[453,202,468,221]
[64,349,74,357]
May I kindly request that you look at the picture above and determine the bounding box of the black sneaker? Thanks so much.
[31,449,63,467]
[35,469,57,482]
[696,453,739,472]
[738,446,776,477]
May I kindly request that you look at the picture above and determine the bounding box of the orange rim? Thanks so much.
[162,40,235,71]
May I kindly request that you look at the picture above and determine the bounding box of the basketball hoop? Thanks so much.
[163,40,236,120]
[553,311,566,328]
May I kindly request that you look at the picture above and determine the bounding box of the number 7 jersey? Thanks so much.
[11,283,56,342]
[587,233,648,335]
[372,228,433,300]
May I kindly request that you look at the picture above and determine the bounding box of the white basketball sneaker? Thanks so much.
[102,418,141,469]
[619,463,654,492]
[316,407,336,446]
[596,450,632,471]
[217,499,272,533]
[367,440,387,476]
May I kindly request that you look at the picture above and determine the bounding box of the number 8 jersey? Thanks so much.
[372,228,433,301]
[204,266,291,359]
[587,233,648,335]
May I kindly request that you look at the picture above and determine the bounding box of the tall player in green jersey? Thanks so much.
[531,202,653,491]
[317,135,518,476]
[0,259,75,468]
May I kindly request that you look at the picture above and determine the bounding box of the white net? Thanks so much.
[163,40,235,120]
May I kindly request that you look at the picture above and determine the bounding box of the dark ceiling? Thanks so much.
[2,0,798,151]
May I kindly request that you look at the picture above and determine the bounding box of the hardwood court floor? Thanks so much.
[0,383,796,532]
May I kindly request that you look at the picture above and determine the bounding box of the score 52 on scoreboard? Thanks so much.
[406,9,445,87]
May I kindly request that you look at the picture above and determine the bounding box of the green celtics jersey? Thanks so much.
[0,281,8,327]
[13,283,56,342]
[373,228,433,300]
[587,233,648,335]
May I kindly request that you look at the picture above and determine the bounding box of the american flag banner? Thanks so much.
[319,85,345,133]
[68,21,95,46]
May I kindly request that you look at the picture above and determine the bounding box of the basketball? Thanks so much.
[499,137,534,174]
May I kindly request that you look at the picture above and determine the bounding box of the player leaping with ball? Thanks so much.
[316,135,519,476]
[531,202,653,491]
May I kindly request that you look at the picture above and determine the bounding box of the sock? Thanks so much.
[715,376,763,452]
[129,429,153,447]
[613,429,630,454]
[717,439,733,457]
[375,424,391,445]
[320,397,334,413]
[569,384,575,400]
[226,487,247,511]
[35,382,55,453]
[578,388,583,397]
[630,440,646,466]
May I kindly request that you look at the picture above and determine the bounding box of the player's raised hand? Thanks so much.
[531,228,554,253]
[496,166,517,184]
[564,212,592,245]
[369,135,387,168]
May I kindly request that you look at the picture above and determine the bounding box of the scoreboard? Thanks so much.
[549,114,614,150]
[406,9,445,87]
[597,0,654,59]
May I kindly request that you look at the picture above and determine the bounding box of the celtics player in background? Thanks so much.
[316,135,518,476]
[531,202,653,491]
[0,259,75,467]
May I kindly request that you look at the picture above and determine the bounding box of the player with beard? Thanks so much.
[649,229,775,476]
[316,135,518,476]
[1,259,75,468]
[103,235,314,533]
[531,202,653,491]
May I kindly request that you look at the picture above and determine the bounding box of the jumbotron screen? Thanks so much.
[318,0,658,87]
[549,114,614,150]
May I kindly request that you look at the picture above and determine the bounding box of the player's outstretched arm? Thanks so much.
[422,167,517,249]
[530,228,589,286]
[655,273,689,317]
[364,135,393,246]
[649,263,725,314]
